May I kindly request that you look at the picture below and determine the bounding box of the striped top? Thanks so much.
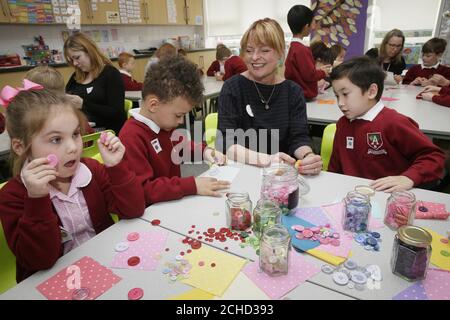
[217,74,311,156]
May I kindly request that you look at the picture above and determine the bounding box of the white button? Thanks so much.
[115,242,129,252]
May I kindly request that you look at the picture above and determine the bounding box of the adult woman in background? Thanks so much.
[64,33,126,134]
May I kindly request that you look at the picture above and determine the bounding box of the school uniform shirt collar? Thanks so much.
[421,62,440,69]
[290,37,308,46]
[356,100,385,122]
[48,163,92,201]
[129,108,161,134]
[119,69,132,77]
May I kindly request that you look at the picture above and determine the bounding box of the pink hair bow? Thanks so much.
[0,79,44,107]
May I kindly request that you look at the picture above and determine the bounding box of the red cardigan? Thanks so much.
[432,86,450,107]
[223,56,247,81]
[120,72,143,91]
[328,107,445,186]
[285,41,326,99]
[119,118,206,205]
[0,113,4,134]
[207,60,221,76]
[402,64,450,85]
[0,158,145,282]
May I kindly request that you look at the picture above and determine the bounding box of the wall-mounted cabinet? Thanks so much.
[185,0,203,25]
[142,0,169,25]
[0,0,11,23]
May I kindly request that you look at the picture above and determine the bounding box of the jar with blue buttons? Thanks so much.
[260,163,310,215]
[259,224,291,276]
[391,226,432,281]
[342,191,371,232]
[253,199,282,238]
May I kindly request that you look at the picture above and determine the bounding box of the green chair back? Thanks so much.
[320,123,337,171]
[125,99,133,119]
[204,112,218,148]
[82,130,115,163]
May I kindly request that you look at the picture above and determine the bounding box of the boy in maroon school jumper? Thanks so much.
[402,38,450,86]
[222,55,247,81]
[119,56,230,205]
[329,57,445,192]
[284,5,331,100]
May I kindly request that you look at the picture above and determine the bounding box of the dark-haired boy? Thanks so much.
[329,56,445,192]
[119,56,229,205]
[285,5,331,100]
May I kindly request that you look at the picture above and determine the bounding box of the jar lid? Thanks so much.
[398,226,432,247]
[354,185,375,197]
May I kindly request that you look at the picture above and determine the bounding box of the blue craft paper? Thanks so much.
[371,201,383,219]
[281,215,321,252]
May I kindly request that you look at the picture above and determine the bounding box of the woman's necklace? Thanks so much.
[252,80,276,110]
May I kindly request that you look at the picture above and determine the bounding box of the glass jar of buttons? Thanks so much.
[342,191,372,232]
[384,190,416,230]
[225,192,252,231]
[259,224,291,276]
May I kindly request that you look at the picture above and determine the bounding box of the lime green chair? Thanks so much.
[124,99,133,119]
[320,123,337,171]
[81,131,119,224]
[0,181,17,294]
[204,112,218,148]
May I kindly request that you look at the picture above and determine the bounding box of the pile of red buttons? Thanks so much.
[229,208,252,231]
[183,225,250,248]
[291,224,341,246]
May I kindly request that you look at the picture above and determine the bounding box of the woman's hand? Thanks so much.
[22,158,58,198]
[98,131,125,167]
[204,148,227,166]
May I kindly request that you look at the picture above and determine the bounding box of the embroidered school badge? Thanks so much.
[367,132,383,150]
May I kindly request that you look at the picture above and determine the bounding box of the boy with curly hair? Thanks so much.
[119,56,229,205]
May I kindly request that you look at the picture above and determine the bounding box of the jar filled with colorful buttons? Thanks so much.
[391,226,432,281]
[342,191,371,232]
[261,163,310,214]
[252,199,282,238]
[259,224,291,277]
[225,192,252,231]
[384,190,416,230]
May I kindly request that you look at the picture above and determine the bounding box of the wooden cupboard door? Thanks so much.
[79,0,93,25]
[89,0,120,24]
[0,0,11,23]
[185,0,203,25]
[146,0,169,25]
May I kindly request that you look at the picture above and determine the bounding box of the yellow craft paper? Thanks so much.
[181,246,247,297]
[307,249,351,266]
[423,228,450,271]
[167,288,215,300]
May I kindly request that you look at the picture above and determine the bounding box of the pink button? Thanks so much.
[302,229,314,238]
[46,154,58,167]
[291,225,305,232]
[331,239,340,247]
[440,238,449,244]
[127,232,140,241]
[295,233,304,240]
[310,227,320,233]
[128,288,144,300]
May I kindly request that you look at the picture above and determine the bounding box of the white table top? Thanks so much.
[307,85,450,139]
[140,162,450,300]
[126,76,223,102]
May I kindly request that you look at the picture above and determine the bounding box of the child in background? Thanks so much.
[118,52,143,91]
[402,38,450,85]
[221,51,247,81]
[25,66,94,134]
[310,41,337,93]
[285,5,331,100]
[207,44,232,78]
[0,85,145,282]
[329,57,445,192]
[120,56,229,205]
[144,43,178,74]
[330,43,347,67]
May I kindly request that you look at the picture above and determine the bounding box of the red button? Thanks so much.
[207,228,216,234]
[191,240,202,249]
[128,288,144,300]
[127,232,140,241]
[151,219,160,226]
[128,256,141,266]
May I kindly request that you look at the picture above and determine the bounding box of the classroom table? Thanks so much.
[125,76,223,135]
[140,162,450,300]
[0,214,351,300]
[307,85,450,140]
[0,131,10,161]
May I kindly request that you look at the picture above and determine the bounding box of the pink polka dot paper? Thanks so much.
[415,201,449,220]
[242,251,321,300]
[36,256,122,300]
[110,230,168,271]
[393,269,450,300]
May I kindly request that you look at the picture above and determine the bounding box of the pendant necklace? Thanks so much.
[252,80,276,110]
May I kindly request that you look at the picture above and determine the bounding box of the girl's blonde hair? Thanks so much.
[25,66,65,93]
[5,89,87,176]
[63,32,112,83]
[379,29,405,64]
[240,18,286,59]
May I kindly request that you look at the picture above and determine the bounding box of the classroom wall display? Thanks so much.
[8,0,55,24]
[310,0,368,59]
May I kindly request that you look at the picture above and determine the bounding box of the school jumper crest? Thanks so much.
[367,132,383,150]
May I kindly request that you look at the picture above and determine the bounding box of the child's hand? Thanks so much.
[410,77,427,86]
[370,176,414,192]
[394,75,403,84]
[429,74,450,87]
[421,92,437,101]
[204,148,227,166]
[215,72,224,81]
[195,177,230,197]
[319,64,332,75]
[422,85,441,93]
[296,154,323,175]
[22,158,58,198]
[98,131,125,167]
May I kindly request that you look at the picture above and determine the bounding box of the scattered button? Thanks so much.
[115,242,129,252]
[127,232,140,241]
[440,238,449,244]
[321,264,334,274]
[355,283,365,291]
[128,288,144,300]
[151,219,161,226]
[211,263,216,268]
[127,256,141,266]
[198,261,205,267]
[175,255,183,261]
[344,260,357,270]
[371,232,381,239]
[72,287,90,300]
[350,271,367,284]
[418,206,428,212]
[333,271,349,286]
[441,250,450,257]
[347,282,355,289]
[191,240,202,249]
